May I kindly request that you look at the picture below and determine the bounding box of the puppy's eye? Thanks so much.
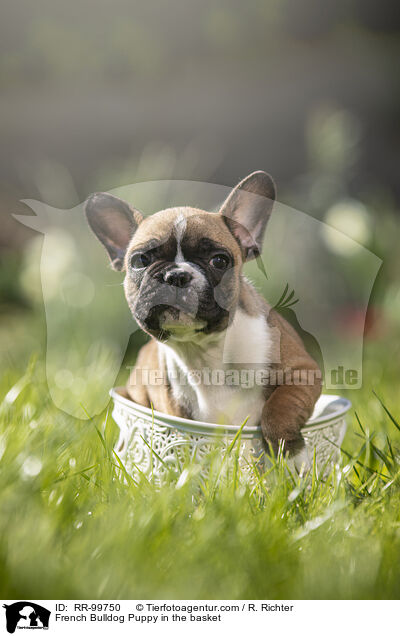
[130,252,152,269]
[210,254,230,270]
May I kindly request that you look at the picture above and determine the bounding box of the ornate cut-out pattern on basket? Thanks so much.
[113,402,265,485]
[111,392,350,486]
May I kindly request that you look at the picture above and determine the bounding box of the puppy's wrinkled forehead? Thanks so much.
[85,171,275,271]
[128,207,241,256]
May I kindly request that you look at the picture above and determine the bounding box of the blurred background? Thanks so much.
[1,0,399,402]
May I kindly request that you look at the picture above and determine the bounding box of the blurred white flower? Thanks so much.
[322,199,371,256]
[42,230,77,293]
[175,468,189,489]
[21,229,78,303]
[21,455,42,478]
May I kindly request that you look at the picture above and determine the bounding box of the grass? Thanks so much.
[1,338,400,601]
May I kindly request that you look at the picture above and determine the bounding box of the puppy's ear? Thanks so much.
[85,193,143,270]
[219,171,276,261]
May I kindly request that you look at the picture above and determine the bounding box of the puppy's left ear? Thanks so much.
[219,171,276,261]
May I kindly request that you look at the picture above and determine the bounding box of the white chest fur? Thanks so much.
[159,309,273,426]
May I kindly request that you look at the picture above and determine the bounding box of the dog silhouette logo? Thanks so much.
[2,602,50,633]
[14,180,382,418]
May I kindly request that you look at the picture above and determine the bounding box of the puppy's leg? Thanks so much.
[125,339,187,417]
[125,341,155,407]
[261,376,321,457]
[263,309,322,459]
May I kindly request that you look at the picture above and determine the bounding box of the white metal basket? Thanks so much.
[110,389,351,484]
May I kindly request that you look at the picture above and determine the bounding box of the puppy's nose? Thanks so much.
[164,269,193,288]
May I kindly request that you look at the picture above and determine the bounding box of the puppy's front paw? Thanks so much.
[265,437,310,474]
[281,436,306,457]
[264,434,307,458]
[288,445,311,475]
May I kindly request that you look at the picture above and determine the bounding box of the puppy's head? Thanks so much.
[85,171,275,341]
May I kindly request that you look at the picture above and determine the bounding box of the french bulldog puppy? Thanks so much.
[85,171,321,459]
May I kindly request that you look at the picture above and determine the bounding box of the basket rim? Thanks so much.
[110,387,351,437]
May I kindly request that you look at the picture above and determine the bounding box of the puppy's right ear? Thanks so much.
[85,193,143,270]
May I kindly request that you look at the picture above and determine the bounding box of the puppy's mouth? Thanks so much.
[133,295,230,341]
[160,309,206,338]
